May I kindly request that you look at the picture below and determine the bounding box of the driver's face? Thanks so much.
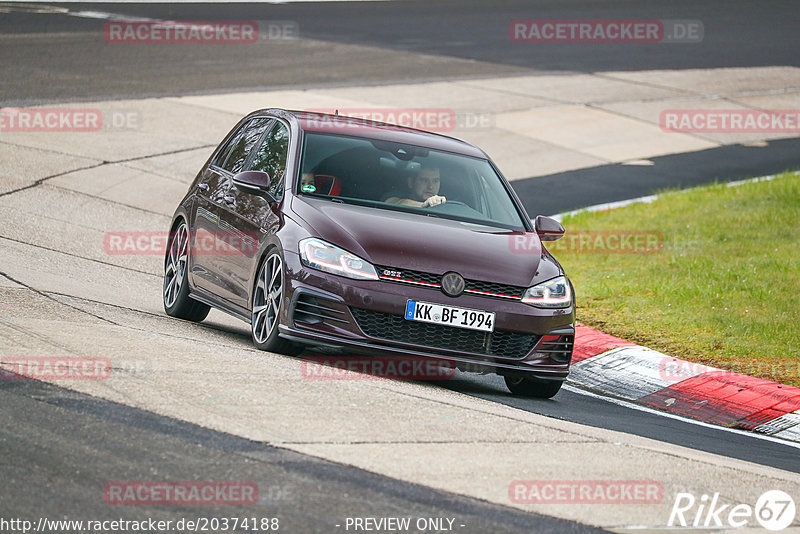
[410,168,440,201]
[300,173,315,187]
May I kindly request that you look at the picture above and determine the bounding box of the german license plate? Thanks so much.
[405,300,495,332]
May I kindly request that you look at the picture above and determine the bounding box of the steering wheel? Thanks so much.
[427,200,468,210]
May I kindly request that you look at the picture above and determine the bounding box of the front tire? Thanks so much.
[163,221,210,322]
[251,250,303,355]
[504,375,562,398]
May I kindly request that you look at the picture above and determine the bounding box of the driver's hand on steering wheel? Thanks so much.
[422,195,446,208]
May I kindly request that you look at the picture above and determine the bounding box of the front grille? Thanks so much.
[375,265,525,300]
[377,267,441,286]
[293,293,349,326]
[466,280,525,298]
[350,308,538,359]
[535,334,574,363]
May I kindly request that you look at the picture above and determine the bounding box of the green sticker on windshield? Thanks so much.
[302,184,317,193]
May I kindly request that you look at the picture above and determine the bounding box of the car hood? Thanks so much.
[292,197,560,287]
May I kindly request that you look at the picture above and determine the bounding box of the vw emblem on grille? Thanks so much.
[441,272,465,297]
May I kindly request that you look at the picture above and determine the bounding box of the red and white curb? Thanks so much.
[569,324,800,443]
[556,173,800,442]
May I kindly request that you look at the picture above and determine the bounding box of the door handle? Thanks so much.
[223,194,236,206]
[198,183,210,191]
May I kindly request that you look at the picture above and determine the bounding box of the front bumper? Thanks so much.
[280,251,575,380]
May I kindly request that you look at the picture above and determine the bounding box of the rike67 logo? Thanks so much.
[669,490,796,531]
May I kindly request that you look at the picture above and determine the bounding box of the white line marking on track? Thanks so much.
[562,383,800,449]
[551,170,800,221]
[68,10,158,21]
[10,0,386,4]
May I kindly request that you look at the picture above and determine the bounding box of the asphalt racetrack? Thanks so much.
[1,2,799,533]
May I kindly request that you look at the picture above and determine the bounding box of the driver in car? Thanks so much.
[385,164,446,208]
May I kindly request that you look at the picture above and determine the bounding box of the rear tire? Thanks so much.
[504,375,562,398]
[163,221,210,322]
[251,250,304,355]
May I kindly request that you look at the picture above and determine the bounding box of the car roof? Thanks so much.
[248,108,488,159]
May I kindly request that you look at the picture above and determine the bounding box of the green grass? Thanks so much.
[556,171,800,387]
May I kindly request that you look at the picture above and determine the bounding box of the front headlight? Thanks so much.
[521,276,572,308]
[299,238,379,281]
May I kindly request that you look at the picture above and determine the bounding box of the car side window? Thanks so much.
[212,129,243,169]
[250,121,290,197]
[215,118,271,174]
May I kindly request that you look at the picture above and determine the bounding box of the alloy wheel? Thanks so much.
[164,223,189,308]
[252,253,283,344]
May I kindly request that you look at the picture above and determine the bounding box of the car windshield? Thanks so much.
[298,132,527,231]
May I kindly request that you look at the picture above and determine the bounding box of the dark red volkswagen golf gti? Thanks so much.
[164,109,575,397]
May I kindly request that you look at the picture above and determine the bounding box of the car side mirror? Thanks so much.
[233,170,277,202]
[534,215,565,241]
